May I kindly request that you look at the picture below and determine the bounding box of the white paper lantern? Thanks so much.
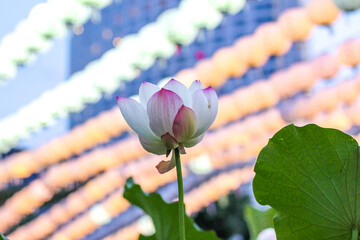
[48,0,92,25]
[209,0,247,15]
[179,0,223,29]
[28,3,67,38]
[15,21,51,53]
[0,57,16,80]
[117,35,155,70]
[75,0,112,9]
[157,9,198,45]
[138,23,176,59]
[0,34,32,65]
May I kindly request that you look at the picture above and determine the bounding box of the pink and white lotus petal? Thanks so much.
[183,132,205,148]
[117,97,159,141]
[172,105,197,143]
[139,81,160,107]
[147,88,184,136]
[191,87,218,137]
[139,135,167,155]
[188,80,203,95]
[163,78,192,107]
[156,151,176,174]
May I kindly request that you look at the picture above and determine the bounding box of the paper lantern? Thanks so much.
[116,35,155,70]
[195,59,227,87]
[28,215,56,239]
[254,23,292,56]
[337,39,360,66]
[0,208,20,233]
[64,193,89,216]
[247,81,280,110]
[97,108,129,137]
[43,164,73,188]
[232,87,261,116]
[175,68,199,87]
[215,94,240,125]
[278,8,314,41]
[233,35,269,67]
[348,95,360,124]
[209,0,247,15]
[6,152,38,178]
[306,0,340,25]
[49,205,71,224]
[290,98,320,119]
[311,55,340,78]
[67,213,98,239]
[157,9,198,45]
[337,78,360,104]
[15,21,50,53]
[0,34,32,65]
[28,3,67,38]
[212,46,248,78]
[0,57,16,80]
[315,109,351,130]
[287,63,317,90]
[48,0,92,25]
[75,0,112,9]
[101,192,130,217]
[179,0,222,29]
[312,88,340,111]
[333,0,360,11]
[269,71,298,97]
[138,23,176,59]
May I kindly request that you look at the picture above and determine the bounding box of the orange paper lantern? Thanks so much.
[233,35,269,67]
[195,59,227,87]
[278,8,314,41]
[337,39,360,66]
[269,70,298,97]
[254,22,292,56]
[211,46,248,78]
[311,54,340,79]
[175,68,199,87]
[287,63,317,90]
[306,0,340,25]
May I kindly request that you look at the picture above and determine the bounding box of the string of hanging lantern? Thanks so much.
[5,84,360,236]
[0,108,284,233]
[5,80,360,234]
[0,0,340,153]
[1,36,357,186]
[0,0,114,81]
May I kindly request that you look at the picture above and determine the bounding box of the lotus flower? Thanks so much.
[117,78,218,173]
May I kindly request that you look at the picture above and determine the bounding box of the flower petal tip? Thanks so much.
[204,86,214,91]
[158,88,173,95]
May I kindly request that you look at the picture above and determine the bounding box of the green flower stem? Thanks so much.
[352,229,358,240]
[175,148,186,240]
